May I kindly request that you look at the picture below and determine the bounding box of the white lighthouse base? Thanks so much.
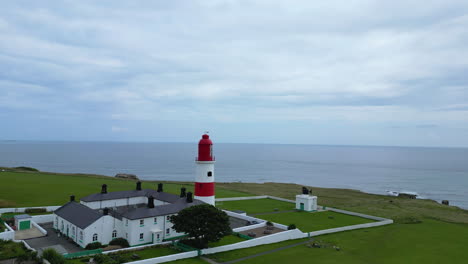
[195,196,215,206]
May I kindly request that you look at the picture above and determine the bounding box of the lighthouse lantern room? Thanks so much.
[194,134,216,205]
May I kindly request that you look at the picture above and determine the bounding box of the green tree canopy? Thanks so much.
[170,204,231,248]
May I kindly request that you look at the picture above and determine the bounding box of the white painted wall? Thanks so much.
[295,195,317,211]
[124,214,184,246]
[32,221,47,235]
[0,223,15,240]
[202,229,307,255]
[83,215,122,246]
[32,214,54,224]
[0,206,60,214]
[216,196,268,202]
[122,251,199,264]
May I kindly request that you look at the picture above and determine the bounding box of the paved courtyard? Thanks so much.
[25,223,82,254]
[14,226,45,240]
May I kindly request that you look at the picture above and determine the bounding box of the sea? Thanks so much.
[1,141,467,209]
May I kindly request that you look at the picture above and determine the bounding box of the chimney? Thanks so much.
[70,195,75,202]
[101,184,108,194]
[186,192,193,203]
[157,183,163,192]
[180,187,187,197]
[103,207,109,215]
[148,196,155,208]
[136,181,142,191]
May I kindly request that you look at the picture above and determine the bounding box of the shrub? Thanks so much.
[25,208,47,214]
[266,221,274,226]
[93,254,128,264]
[14,167,39,172]
[41,248,65,264]
[85,242,103,250]
[109,238,129,248]
[287,224,297,230]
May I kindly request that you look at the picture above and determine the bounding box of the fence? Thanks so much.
[64,249,103,259]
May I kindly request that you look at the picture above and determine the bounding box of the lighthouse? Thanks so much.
[194,134,215,205]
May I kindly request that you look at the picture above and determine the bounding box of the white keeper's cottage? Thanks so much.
[53,182,203,248]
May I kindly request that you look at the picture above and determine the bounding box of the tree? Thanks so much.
[170,204,231,248]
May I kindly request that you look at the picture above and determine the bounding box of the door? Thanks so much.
[19,220,30,230]
[300,203,304,211]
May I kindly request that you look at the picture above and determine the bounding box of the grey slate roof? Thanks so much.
[121,198,205,220]
[80,189,180,203]
[14,214,31,220]
[54,202,103,229]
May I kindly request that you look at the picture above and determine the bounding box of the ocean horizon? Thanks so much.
[1,140,467,209]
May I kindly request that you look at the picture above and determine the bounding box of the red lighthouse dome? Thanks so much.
[197,134,214,161]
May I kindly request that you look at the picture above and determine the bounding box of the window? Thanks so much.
[166,216,170,222]
[154,217,157,224]
[92,233,98,242]
[61,221,64,231]
[79,231,83,240]
[139,233,144,240]
[55,218,58,227]
[166,228,170,235]
[156,234,160,239]
[140,219,144,226]
[126,233,128,239]
[126,219,128,226]
[207,171,212,177]
[112,230,117,238]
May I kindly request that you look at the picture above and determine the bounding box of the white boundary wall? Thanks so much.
[32,221,48,235]
[121,251,198,264]
[32,214,55,224]
[102,241,172,255]
[216,196,268,202]
[0,206,60,214]
[202,229,307,255]
[0,223,15,240]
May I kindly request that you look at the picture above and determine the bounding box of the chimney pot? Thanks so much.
[101,184,108,194]
[148,196,155,208]
[136,181,142,191]
[180,187,187,197]
[186,192,193,203]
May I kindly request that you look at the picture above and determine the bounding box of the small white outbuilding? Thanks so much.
[295,194,317,212]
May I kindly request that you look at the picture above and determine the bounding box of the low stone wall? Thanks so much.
[232,222,266,232]
[266,196,296,203]
[327,207,389,221]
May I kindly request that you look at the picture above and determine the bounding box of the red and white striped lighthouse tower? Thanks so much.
[194,133,215,205]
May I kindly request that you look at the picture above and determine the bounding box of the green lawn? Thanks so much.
[0,171,251,207]
[216,198,295,214]
[207,238,310,262]
[0,240,29,260]
[257,211,374,232]
[228,219,468,264]
[168,257,210,264]
[207,234,246,248]
[67,246,179,264]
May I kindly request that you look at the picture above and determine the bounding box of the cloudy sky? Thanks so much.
[1,0,468,147]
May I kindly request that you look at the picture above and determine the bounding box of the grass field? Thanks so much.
[2,169,468,263]
[216,198,295,214]
[207,234,246,247]
[0,171,251,207]
[168,258,209,264]
[257,211,374,232]
[215,219,468,264]
[0,240,29,260]
[67,246,179,264]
